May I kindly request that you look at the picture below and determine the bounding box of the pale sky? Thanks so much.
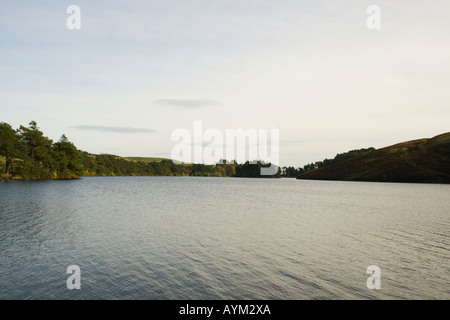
[1,0,449,166]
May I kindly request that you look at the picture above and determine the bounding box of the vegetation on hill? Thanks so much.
[0,121,280,180]
[297,133,450,183]
[5,120,446,183]
[0,121,82,179]
[123,157,169,163]
[281,148,375,178]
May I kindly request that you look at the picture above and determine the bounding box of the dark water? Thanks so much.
[0,177,449,299]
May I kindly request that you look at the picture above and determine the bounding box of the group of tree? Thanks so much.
[234,161,281,178]
[0,121,82,179]
[1,121,281,180]
[77,156,279,178]
[281,148,376,178]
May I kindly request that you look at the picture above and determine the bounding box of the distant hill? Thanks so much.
[123,157,169,163]
[297,133,450,184]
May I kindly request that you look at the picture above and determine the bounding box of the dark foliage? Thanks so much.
[0,121,281,179]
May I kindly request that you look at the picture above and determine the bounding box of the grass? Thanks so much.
[123,157,170,163]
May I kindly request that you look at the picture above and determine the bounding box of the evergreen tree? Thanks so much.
[0,122,24,175]
[17,121,54,179]
[53,134,83,178]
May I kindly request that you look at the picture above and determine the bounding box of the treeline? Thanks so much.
[79,154,234,177]
[281,147,376,178]
[79,155,279,178]
[79,153,188,177]
[1,121,280,179]
[0,121,83,179]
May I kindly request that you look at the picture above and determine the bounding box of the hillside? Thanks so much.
[297,133,450,184]
[123,157,169,163]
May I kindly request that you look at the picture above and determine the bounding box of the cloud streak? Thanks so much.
[70,125,156,134]
[153,99,220,109]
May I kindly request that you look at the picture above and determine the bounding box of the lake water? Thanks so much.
[0,177,449,300]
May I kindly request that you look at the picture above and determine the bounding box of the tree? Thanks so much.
[17,121,54,178]
[0,122,24,175]
[52,134,83,178]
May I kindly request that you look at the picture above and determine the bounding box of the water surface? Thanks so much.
[0,177,448,299]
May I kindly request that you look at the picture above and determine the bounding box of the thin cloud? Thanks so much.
[70,125,156,134]
[153,99,220,109]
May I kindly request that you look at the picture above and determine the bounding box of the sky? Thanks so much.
[1,0,449,167]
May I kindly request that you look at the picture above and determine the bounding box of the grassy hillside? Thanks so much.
[123,157,170,163]
[297,132,450,184]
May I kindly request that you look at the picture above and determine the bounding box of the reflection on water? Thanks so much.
[0,177,449,299]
